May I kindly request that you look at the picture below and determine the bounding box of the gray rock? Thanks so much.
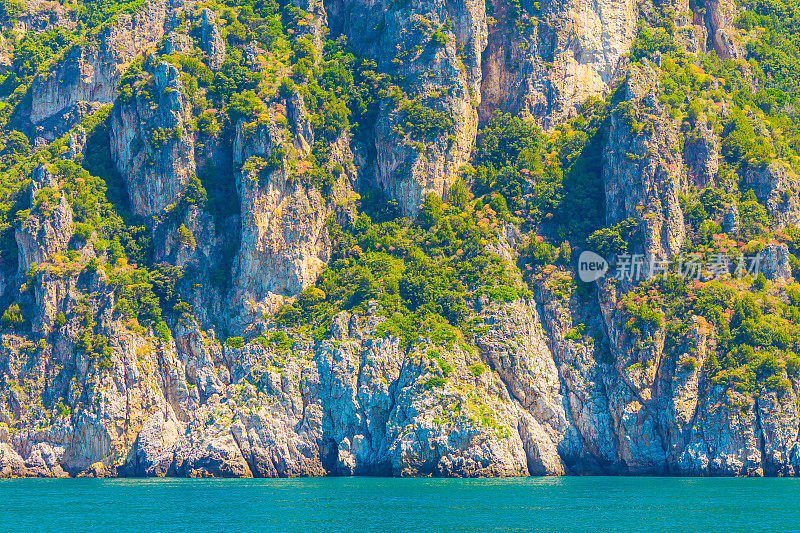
[723,203,740,236]
[110,61,195,217]
[201,9,226,70]
[760,242,792,281]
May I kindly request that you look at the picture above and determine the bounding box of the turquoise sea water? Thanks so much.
[1,476,798,532]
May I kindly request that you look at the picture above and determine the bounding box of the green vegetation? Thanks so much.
[0,0,797,414]
[225,336,245,349]
[276,192,518,351]
[468,363,486,378]
[424,376,446,389]
[620,274,798,395]
[469,101,609,240]
[400,97,453,140]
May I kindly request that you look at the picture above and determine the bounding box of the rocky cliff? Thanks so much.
[2,0,800,479]
[25,0,174,141]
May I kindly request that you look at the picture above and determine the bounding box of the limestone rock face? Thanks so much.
[12,1,74,34]
[62,126,87,161]
[28,0,171,138]
[15,167,74,273]
[480,0,637,129]
[723,203,740,235]
[110,61,196,217]
[163,32,194,55]
[200,9,226,71]
[226,95,335,332]
[6,0,800,483]
[5,275,800,478]
[704,0,742,59]
[760,242,792,281]
[0,302,560,477]
[477,301,569,475]
[683,121,720,189]
[744,162,800,227]
[0,443,27,477]
[328,0,487,214]
[602,65,686,257]
[245,41,263,70]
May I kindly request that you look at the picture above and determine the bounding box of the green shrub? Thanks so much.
[565,323,586,341]
[586,227,627,258]
[400,97,453,139]
[468,363,486,378]
[523,239,553,267]
[447,179,470,209]
[276,304,302,326]
[225,336,244,349]
[155,321,170,343]
[431,29,448,45]
[686,99,703,126]
[738,192,770,239]
[3,131,30,156]
[55,401,70,417]
[228,90,266,123]
[430,350,454,376]
[0,0,24,20]
[278,77,294,99]
[787,355,800,379]
[623,300,663,337]
[13,28,72,78]
[560,241,572,264]
[1,303,23,330]
[488,285,517,302]
[424,376,446,389]
[73,222,93,242]
[176,224,196,248]
[184,174,207,206]
[267,331,292,352]
[630,24,677,61]
[297,287,328,320]
[418,193,443,229]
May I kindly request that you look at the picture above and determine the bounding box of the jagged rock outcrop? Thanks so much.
[723,203,740,235]
[163,32,194,55]
[603,64,686,257]
[760,242,792,281]
[226,94,340,332]
[480,0,636,129]
[200,8,226,70]
[15,166,74,273]
[61,126,87,161]
[744,162,800,227]
[27,0,171,139]
[328,0,487,214]
[14,0,76,34]
[683,121,720,188]
[477,301,570,474]
[110,61,195,217]
[245,41,263,70]
[704,0,742,60]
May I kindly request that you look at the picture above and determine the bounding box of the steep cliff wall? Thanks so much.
[326,0,487,214]
[26,0,174,141]
[226,96,336,332]
[479,0,636,129]
[109,61,195,217]
[3,0,800,479]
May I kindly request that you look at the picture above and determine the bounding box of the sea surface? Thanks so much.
[1,476,798,532]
